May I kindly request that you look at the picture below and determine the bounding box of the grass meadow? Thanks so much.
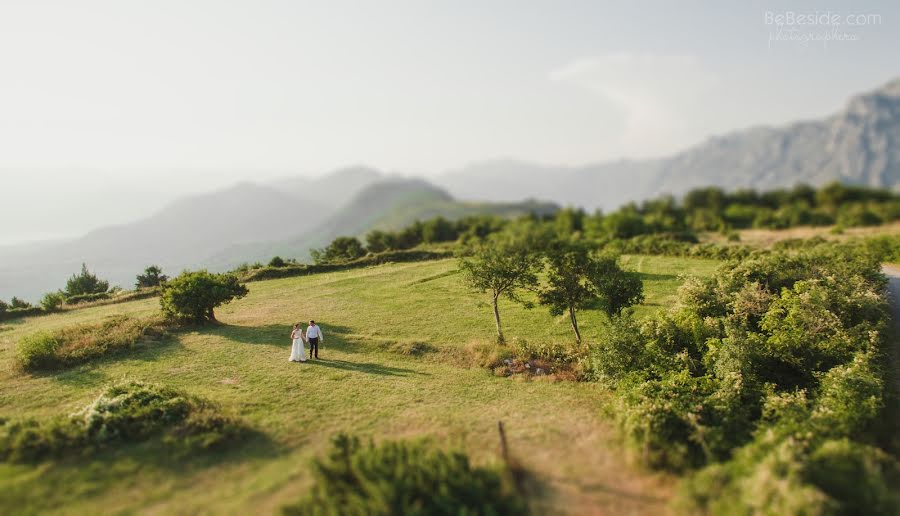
[0,256,720,515]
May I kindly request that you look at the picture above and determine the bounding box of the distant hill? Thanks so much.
[0,176,557,301]
[202,178,559,267]
[437,77,900,209]
[269,165,384,207]
[0,182,325,301]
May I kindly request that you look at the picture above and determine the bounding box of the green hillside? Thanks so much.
[0,255,718,514]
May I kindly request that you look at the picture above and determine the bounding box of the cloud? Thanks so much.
[550,54,719,157]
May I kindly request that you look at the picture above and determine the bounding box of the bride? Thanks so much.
[289,323,307,362]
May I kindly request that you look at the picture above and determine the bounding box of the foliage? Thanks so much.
[65,263,109,297]
[458,236,541,342]
[311,237,367,264]
[159,271,248,324]
[0,382,246,463]
[584,243,898,513]
[267,256,286,268]
[135,265,168,288]
[280,434,526,516]
[9,297,31,309]
[537,241,643,343]
[39,291,65,311]
[15,315,170,371]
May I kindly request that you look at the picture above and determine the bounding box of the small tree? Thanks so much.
[538,241,643,344]
[40,291,65,311]
[65,263,109,297]
[459,238,540,343]
[0,299,7,313]
[160,271,248,324]
[268,256,286,268]
[311,237,366,264]
[135,265,168,289]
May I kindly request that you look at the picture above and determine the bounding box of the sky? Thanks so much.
[0,0,898,244]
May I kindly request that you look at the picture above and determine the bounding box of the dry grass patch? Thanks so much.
[15,315,170,371]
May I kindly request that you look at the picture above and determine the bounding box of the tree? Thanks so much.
[9,297,31,309]
[365,230,398,253]
[159,271,248,324]
[421,216,458,243]
[458,238,541,343]
[0,299,7,313]
[135,265,168,289]
[65,263,109,297]
[40,291,65,311]
[268,256,286,268]
[311,237,366,264]
[538,241,643,344]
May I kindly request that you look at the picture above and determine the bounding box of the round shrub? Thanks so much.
[160,270,248,324]
[15,332,60,371]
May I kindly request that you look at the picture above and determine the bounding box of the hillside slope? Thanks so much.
[0,255,716,514]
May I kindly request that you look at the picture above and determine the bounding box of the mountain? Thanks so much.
[436,159,660,211]
[269,165,384,207]
[202,178,559,267]
[0,175,557,301]
[0,182,326,302]
[438,77,900,209]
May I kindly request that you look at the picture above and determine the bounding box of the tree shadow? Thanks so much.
[304,358,429,377]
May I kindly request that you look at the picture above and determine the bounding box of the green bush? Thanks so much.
[15,316,169,371]
[0,382,246,463]
[15,332,60,371]
[65,263,109,297]
[281,434,526,516]
[588,244,897,512]
[135,265,168,288]
[39,291,65,311]
[311,236,367,264]
[160,270,248,324]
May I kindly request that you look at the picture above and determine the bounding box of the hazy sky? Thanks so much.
[1,0,898,243]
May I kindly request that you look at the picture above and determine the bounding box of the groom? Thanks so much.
[306,320,323,359]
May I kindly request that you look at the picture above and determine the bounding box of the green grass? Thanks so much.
[0,256,719,515]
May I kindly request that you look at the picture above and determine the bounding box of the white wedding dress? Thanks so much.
[290,331,306,362]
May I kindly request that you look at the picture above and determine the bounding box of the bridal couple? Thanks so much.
[289,320,324,362]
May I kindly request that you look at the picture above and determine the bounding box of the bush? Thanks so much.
[281,434,526,516]
[589,244,897,512]
[311,237,367,264]
[9,297,31,309]
[135,265,168,289]
[0,382,246,463]
[15,332,60,371]
[0,306,45,322]
[39,291,65,311]
[15,316,169,371]
[268,256,286,268]
[159,271,248,324]
[65,263,109,297]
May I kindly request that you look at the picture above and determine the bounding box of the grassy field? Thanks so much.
[0,255,720,515]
